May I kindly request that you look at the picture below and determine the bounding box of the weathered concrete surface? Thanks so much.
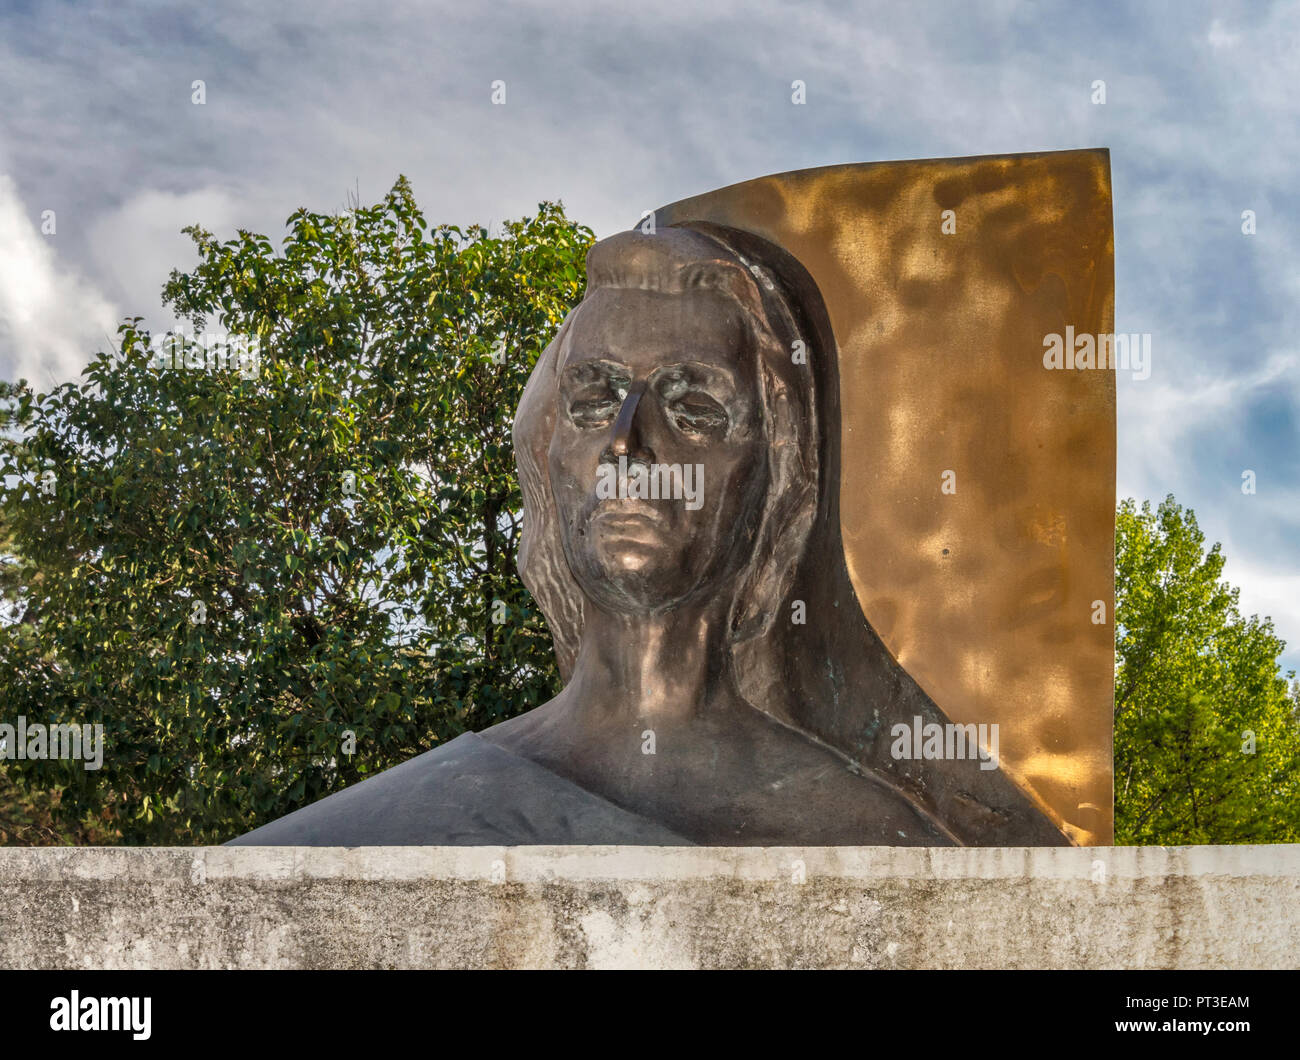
[1,845,1296,969]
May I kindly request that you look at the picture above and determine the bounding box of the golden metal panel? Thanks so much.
[656,150,1115,844]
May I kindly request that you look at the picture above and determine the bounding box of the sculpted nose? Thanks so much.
[607,379,651,460]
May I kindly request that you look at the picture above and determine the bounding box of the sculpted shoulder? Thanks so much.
[227,732,693,846]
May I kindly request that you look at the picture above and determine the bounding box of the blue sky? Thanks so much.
[1,0,1297,674]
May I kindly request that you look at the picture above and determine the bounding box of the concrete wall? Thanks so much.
[1,845,1296,969]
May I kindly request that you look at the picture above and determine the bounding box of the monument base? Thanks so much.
[1,845,1294,969]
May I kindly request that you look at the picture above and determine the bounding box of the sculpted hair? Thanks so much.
[512,221,1073,844]
[512,223,822,702]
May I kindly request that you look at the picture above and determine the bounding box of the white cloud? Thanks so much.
[1,0,1297,661]
[85,186,243,329]
[0,173,118,389]
[1218,549,1300,675]
[1207,18,1241,51]
[1117,348,1299,499]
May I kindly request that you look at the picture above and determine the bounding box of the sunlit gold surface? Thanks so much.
[657,150,1115,844]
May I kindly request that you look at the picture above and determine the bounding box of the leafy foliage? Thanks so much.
[0,179,590,842]
[1115,496,1300,843]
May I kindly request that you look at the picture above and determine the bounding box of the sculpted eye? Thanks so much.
[669,395,728,434]
[569,393,622,428]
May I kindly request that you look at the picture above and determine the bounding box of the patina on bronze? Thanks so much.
[233,153,1110,847]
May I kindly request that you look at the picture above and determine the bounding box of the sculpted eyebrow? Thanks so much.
[562,359,630,386]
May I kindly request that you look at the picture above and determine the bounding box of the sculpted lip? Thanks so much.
[589,505,668,537]
[591,502,667,526]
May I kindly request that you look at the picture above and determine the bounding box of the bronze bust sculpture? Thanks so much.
[231,221,1071,847]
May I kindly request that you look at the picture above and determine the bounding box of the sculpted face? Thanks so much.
[548,284,769,614]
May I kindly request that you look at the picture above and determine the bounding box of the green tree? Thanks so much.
[1115,495,1300,843]
[0,178,589,843]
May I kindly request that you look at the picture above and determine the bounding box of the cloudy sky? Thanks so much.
[2,0,1297,673]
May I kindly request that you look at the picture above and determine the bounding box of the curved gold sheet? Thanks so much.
[656,150,1115,844]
